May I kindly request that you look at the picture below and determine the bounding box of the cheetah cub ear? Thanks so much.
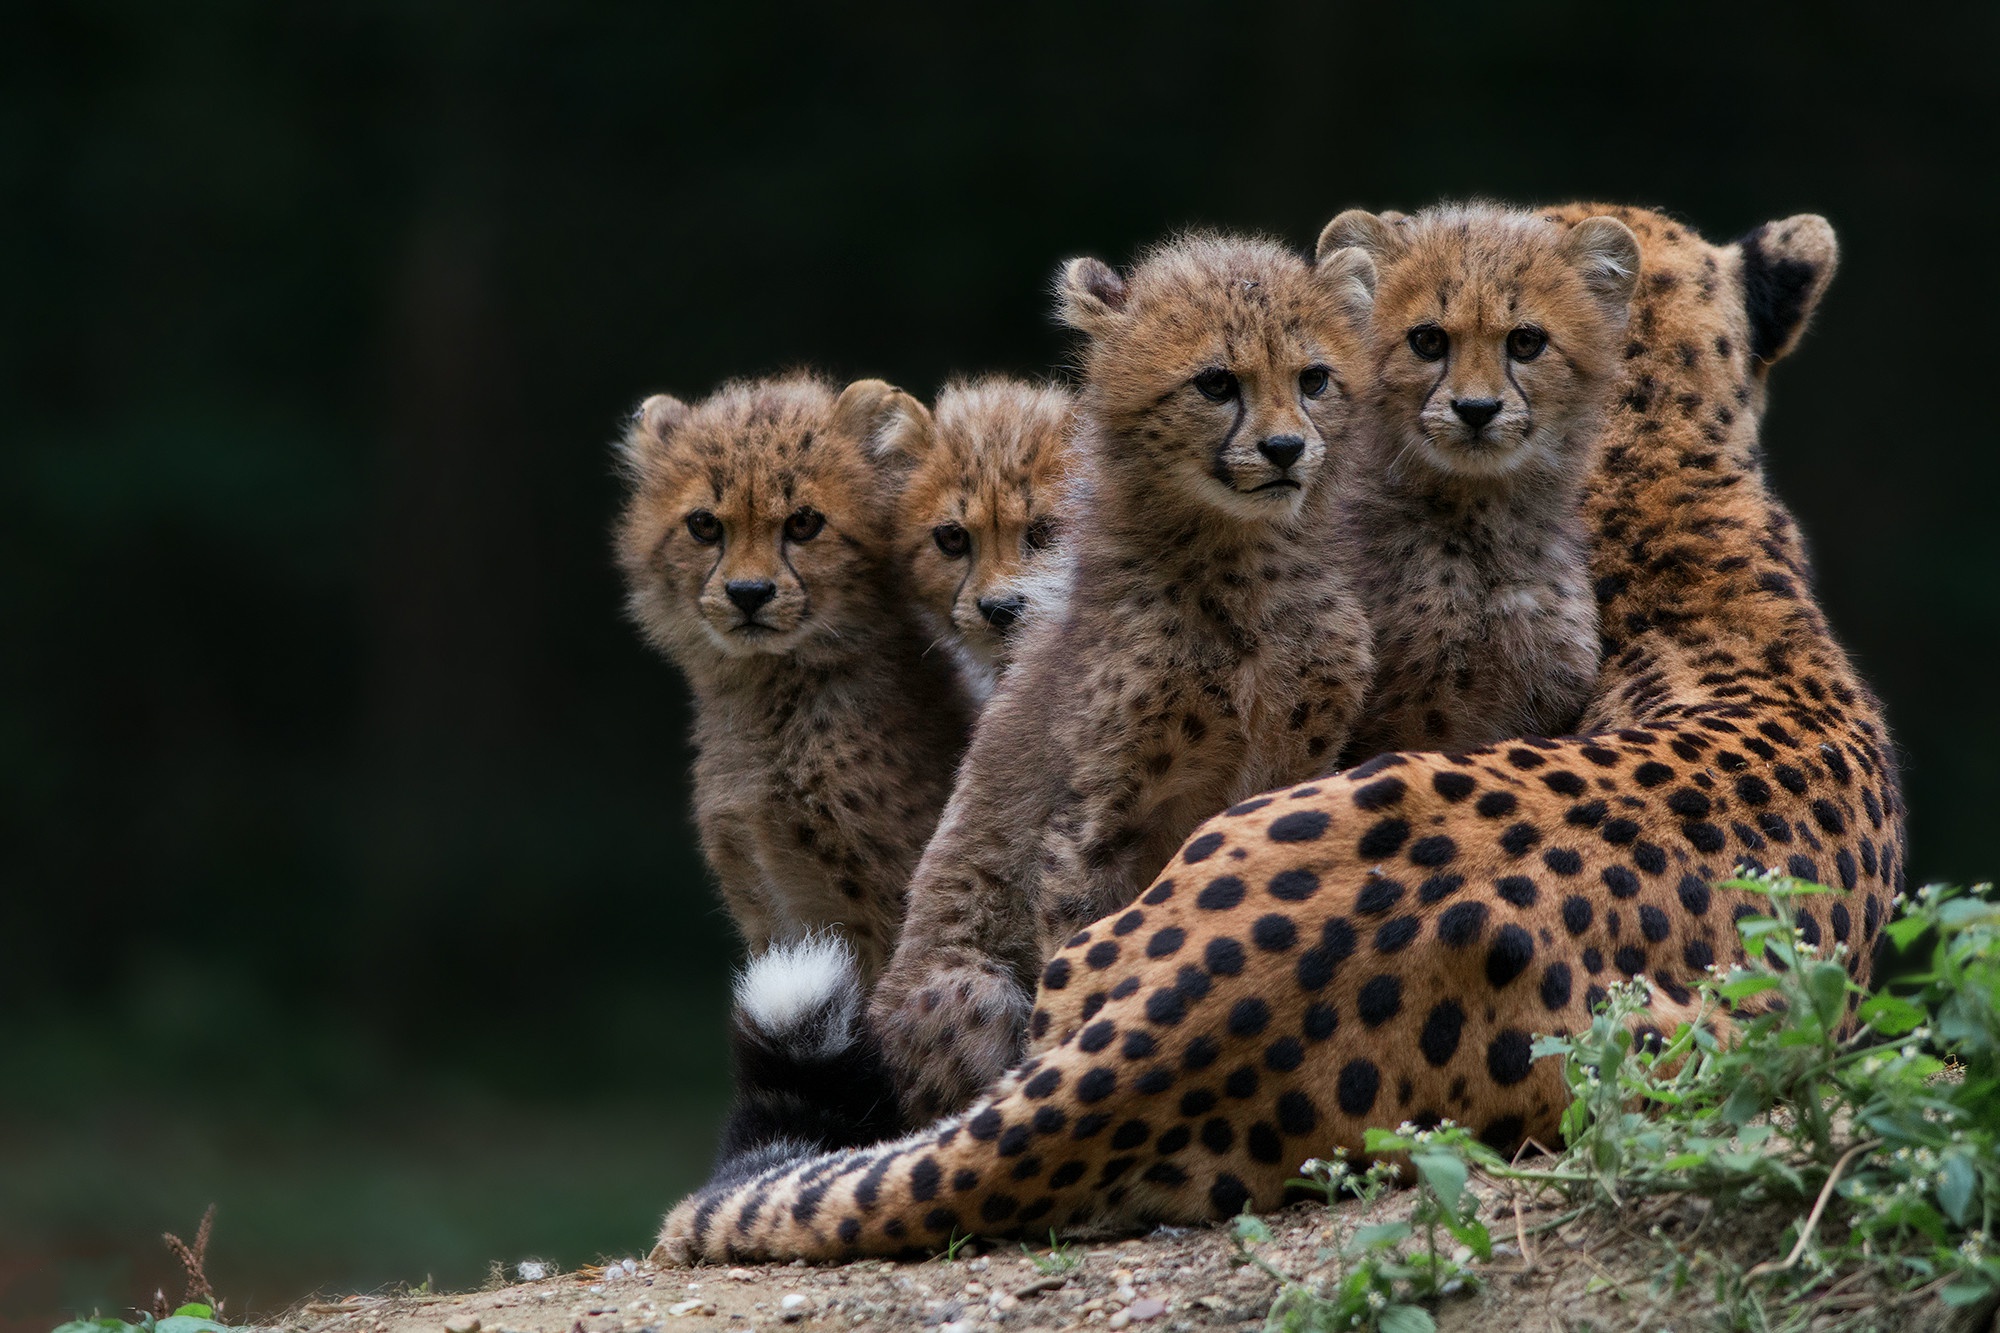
[868,390,935,473]
[1055,257,1130,336]
[616,392,690,474]
[828,378,913,443]
[1560,215,1643,313]
[1315,208,1408,265]
[1313,245,1378,327]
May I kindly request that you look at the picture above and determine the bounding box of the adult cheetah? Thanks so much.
[655,205,1903,1263]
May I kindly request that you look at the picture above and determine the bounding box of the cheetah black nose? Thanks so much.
[977,595,1025,632]
[1451,397,1502,430]
[1257,435,1306,469]
[725,579,777,614]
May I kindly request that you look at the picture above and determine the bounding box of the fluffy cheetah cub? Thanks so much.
[612,375,975,981]
[877,378,1079,700]
[1322,204,1640,759]
[869,235,1380,1122]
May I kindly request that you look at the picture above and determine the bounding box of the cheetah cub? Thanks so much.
[1322,204,1640,759]
[869,235,1380,1122]
[612,375,975,980]
[877,378,1080,701]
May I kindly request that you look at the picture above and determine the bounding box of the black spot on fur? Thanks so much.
[1337,1060,1381,1115]
[1486,1030,1534,1086]
[1269,811,1330,843]
[1540,962,1573,1010]
[1485,925,1535,988]
[1183,833,1225,863]
[1268,868,1320,901]
[1197,876,1246,910]
[1358,818,1410,857]
[1419,1000,1464,1066]
[1357,974,1402,1026]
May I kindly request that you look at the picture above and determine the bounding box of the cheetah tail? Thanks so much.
[707,936,902,1180]
[655,1034,1190,1264]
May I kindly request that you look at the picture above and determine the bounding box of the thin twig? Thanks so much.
[162,1204,221,1313]
[1746,1138,1879,1280]
[1009,1274,1072,1300]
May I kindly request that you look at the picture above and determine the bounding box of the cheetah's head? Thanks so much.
[873,378,1079,680]
[613,375,913,663]
[1321,204,1639,483]
[1056,234,1376,525]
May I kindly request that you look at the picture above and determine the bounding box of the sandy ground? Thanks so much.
[281,1185,1998,1333]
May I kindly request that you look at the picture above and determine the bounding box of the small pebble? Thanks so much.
[665,1300,715,1318]
[442,1318,480,1333]
[1126,1298,1167,1320]
[727,1269,755,1283]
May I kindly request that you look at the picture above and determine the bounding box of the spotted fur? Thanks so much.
[654,207,1901,1264]
[866,235,1379,1125]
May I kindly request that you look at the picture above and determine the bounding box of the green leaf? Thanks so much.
[1884,916,1931,949]
[1411,1151,1468,1213]
[1942,1279,2000,1307]
[171,1308,212,1321]
[1806,962,1850,1025]
[1937,1154,1976,1226]
[1231,1213,1272,1244]
[1719,976,1781,1002]
[1364,1127,1414,1154]
[1348,1221,1413,1251]
[1377,1305,1437,1333]
[1857,992,1926,1036]
[152,1320,233,1333]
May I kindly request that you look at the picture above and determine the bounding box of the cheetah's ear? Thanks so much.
[1560,216,1642,314]
[1056,257,1130,336]
[868,390,935,472]
[1731,214,1838,366]
[828,378,914,451]
[1313,246,1378,327]
[1315,209,1406,265]
[615,393,689,475]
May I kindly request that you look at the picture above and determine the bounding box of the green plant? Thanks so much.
[1234,1125,1499,1332]
[1520,877,1999,1313]
[53,1306,244,1333]
[1023,1230,1082,1276]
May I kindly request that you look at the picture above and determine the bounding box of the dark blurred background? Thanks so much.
[4,2,1995,1328]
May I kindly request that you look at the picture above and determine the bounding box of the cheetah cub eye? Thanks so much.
[784,507,825,542]
[1192,368,1239,402]
[1407,324,1448,361]
[932,521,970,558]
[686,510,723,544]
[1506,326,1548,361]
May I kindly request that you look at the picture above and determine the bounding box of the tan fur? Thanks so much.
[877,378,1080,699]
[654,207,1903,1265]
[1325,204,1639,757]
[612,375,975,980]
[865,235,1379,1125]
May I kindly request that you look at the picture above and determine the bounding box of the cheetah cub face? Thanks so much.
[1321,206,1639,481]
[614,376,916,663]
[877,379,1078,681]
[1058,235,1377,524]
